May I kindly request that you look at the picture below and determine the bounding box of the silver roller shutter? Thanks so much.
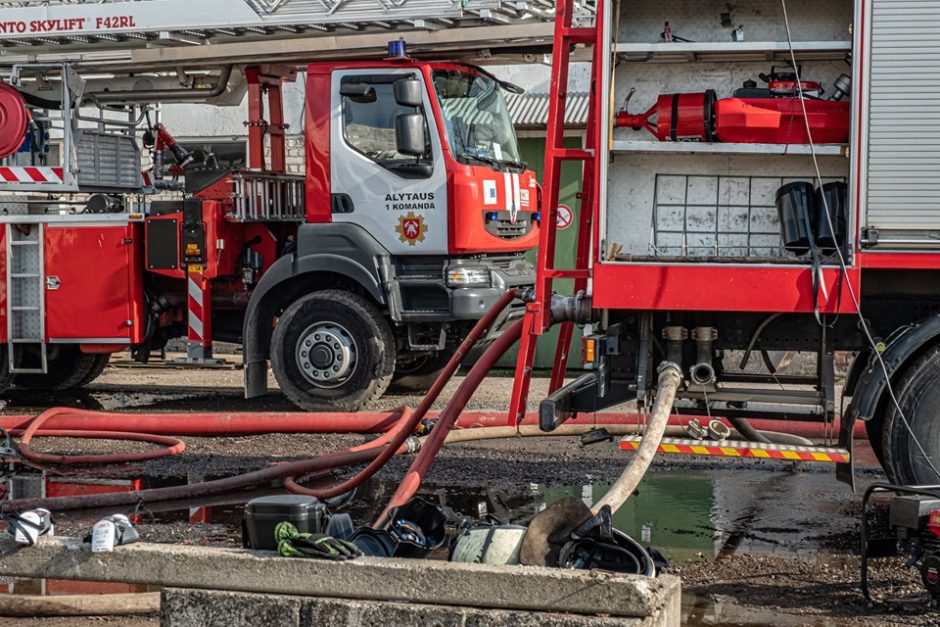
[866,0,940,246]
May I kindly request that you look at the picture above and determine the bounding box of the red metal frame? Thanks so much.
[507,0,600,424]
[245,67,288,173]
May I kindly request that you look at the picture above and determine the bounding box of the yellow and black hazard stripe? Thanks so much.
[618,436,850,464]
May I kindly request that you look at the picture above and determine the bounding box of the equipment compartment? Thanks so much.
[604,0,855,264]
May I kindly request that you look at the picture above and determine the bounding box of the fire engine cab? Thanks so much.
[0,0,558,410]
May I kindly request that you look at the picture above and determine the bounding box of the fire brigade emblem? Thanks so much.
[396,212,427,246]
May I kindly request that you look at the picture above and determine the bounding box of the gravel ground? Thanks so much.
[0,361,935,626]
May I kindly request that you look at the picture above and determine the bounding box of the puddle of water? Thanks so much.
[7,461,858,569]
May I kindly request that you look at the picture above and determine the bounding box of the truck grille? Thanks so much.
[483,211,535,240]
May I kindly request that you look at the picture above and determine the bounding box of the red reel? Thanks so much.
[0,83,27,160]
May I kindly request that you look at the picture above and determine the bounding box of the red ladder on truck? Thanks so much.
[507,0,600,425]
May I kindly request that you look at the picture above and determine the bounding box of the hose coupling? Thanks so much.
[707,420,731,441]
[657,361,683,387]
[549,291,593,324]
[685,418,707,440]
[404,437,422,455]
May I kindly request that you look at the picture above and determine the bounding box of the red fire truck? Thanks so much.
[512,0,940,486]
[0,0,557,410]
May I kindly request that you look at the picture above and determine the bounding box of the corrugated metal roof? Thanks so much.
[506,92,590,129]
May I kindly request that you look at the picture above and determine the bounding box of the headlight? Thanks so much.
[446,267,491,287]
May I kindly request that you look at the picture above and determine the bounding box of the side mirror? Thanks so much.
[394,77,423,108]
[395,113,426,157]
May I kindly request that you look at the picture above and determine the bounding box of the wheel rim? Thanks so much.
[295,322,358,389]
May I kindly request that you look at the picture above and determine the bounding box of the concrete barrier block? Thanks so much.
[0,537,679,621]
[162,589,301,627]
[161,588,672,627]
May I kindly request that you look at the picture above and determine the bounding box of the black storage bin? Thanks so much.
[813,181,847,250]
[776,181,815,255]
[242,495,327,550]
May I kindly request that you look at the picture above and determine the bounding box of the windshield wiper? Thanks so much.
[498,159,527,170]
[458,152,501,168]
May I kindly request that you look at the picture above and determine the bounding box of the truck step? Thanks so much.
[618,436,850,463]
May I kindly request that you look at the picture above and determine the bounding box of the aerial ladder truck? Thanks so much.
[0,0,566,410]
[512,0,940,487]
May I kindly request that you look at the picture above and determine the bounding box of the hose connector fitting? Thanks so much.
[549,291,593,324]
[657,361,683,388]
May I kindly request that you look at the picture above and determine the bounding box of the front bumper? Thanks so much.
[448,256,534,338]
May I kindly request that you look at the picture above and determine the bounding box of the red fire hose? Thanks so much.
[283,289,521,499]
[0,291,524,514]
[375,317,524,527]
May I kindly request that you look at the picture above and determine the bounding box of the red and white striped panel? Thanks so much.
[0,167,65,184]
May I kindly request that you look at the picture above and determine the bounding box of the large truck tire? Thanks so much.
[77,353,111,388]
[270,289,395,412]
[14,346,96,391]
[882,346,940,485]
[389,350,454,394]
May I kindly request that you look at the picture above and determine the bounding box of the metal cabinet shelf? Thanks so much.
[610,140,847,156]
[613,41,852,63]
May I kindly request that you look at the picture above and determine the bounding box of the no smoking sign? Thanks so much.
[556,204,573,230]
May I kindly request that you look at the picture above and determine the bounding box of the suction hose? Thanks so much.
[283,289,521,499]
[728,416,774,444]
[591,362,682,515]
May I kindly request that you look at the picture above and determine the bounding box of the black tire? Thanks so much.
[389,350,454,394]
[882,346,940,485]
[14,346,96,391]
[270,290,395,412]
[76,353,110,388]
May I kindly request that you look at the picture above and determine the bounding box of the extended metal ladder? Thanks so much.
[507,0,600,424]
[6,223,46,373]
[0,0,567,59]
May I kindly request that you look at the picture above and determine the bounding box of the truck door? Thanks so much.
[330,70,448,255]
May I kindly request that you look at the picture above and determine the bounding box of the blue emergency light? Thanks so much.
[388,39,408,58]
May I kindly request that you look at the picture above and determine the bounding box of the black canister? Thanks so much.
[776,181,815,255]
[814,181,847,251]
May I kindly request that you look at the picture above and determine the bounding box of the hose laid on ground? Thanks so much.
[374,318,524,527]
[442,423,809,446]
[13,406,185,465]
[590,363,682,516]
[0,409,863,439]
[0,292,523,514]
[283,289,520,499]
[0,592,160,618]
[727,416,773,445]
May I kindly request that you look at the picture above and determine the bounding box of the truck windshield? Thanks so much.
[431,69,521,168]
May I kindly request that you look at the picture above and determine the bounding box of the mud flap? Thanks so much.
[245,360,268,398]
[836,407,856,490]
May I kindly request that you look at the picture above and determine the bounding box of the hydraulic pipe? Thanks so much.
[591,363,682,515]
[283,289,520,499]
[375,318,524,527]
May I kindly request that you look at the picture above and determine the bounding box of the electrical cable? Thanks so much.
[780,0,940,481]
